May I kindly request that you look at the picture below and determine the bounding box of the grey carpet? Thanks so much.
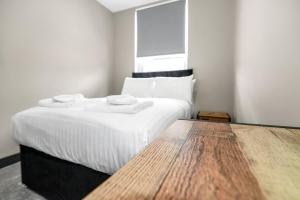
[0,162,45,200]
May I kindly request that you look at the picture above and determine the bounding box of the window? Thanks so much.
[135,0,187,72]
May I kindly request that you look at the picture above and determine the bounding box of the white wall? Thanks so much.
[234,0,300,126]
[111,0,237,116]
[0,0,114,158]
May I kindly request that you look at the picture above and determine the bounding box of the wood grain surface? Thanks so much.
[231,125,300,200]
[155,122,265,200]
[197,112,231,122]
[198,112,230,119]
[85,121,300,200]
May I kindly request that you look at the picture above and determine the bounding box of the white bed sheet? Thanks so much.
[12,98,191,174]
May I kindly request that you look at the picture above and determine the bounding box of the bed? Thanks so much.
[12,69,193,200]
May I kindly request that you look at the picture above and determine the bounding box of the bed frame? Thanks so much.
[132,68,193,78]
[21,145,110,200]
[20,69,193,200]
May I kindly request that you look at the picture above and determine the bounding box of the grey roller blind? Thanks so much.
[137,0,186,57]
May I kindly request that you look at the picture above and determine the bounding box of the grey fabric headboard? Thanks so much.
[132,69,193,78]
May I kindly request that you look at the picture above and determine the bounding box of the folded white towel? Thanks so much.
[52,93,85,103]
[38,98,75,108]
[107,95,137,105]
[39,96,92,108]
[86,100,153,114]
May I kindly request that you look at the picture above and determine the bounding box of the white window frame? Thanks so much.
[136,54,187,73]
[134,0,189,73]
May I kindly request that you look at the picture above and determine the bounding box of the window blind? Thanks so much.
[137,0,186,57]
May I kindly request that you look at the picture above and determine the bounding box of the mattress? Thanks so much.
[12,98,191,174]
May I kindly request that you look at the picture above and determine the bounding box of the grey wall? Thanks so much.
[234,0,300,126]
[111,0,236,117]
[111,9,135,94]
[189,0,236,116]
[0,0,113,158]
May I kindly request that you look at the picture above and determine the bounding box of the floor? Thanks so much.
[0,162,45,200]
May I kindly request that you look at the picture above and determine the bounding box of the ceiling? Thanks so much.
[97,0,162,13]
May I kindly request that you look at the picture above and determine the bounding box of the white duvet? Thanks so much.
[12,98,191,174]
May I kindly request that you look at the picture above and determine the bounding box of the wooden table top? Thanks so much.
[198,111,231,119]
[84,121,300,200]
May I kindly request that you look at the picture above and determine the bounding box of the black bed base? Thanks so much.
[20,145,110,200]
[132,69,193,78]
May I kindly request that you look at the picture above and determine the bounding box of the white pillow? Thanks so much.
[121,77,155,98]
[153,75,194,103]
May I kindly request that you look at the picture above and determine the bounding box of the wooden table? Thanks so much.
[84,121,300,200]
[197,111,231,122]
